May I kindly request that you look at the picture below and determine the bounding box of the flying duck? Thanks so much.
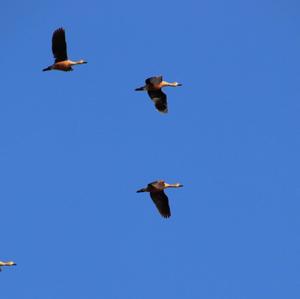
[43,28,87,72]
[137,180,183,218]
[135,76,182,113]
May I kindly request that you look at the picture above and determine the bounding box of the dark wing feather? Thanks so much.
[150,191,171,218]
[148,90,168,113]
[52,28,68,62]
[145,76,163,85]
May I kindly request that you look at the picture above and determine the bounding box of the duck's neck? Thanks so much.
[0,261,15,266]
[70,60,86,65]
[161,81,178,87]
[164,183,182,189]
[0,262,8,266]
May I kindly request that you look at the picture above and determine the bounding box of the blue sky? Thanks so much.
[1,0,300,298]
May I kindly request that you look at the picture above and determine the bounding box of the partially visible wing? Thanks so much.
[148,90,168,113]
[145,76,163,85]
[52,28,68,62]
[150,191,171,218]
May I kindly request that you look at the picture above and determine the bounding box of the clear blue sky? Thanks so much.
[1,0,300,298]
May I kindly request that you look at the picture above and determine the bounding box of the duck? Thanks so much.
[0,261,16,272]
[137,180,183,218]
[135,76,182,113]
[43,28,87,72]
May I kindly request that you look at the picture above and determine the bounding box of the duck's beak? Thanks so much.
[177,83,183,86]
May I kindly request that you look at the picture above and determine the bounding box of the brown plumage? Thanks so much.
[43,28,87,72]
[135,76,182,113]
[137,180,183,218]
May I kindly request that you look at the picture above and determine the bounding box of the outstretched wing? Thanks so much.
[52,28,68,62]
[148,90,168,113]
[145,76,163,85]
[150,191,171,218]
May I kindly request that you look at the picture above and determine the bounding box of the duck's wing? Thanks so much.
[150,191,171,218]
[145,76,163,85]
[52,28,68,62]
[147,89,168,113]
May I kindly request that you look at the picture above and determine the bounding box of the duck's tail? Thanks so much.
[42,66,52,71]
[135,86,145,91]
